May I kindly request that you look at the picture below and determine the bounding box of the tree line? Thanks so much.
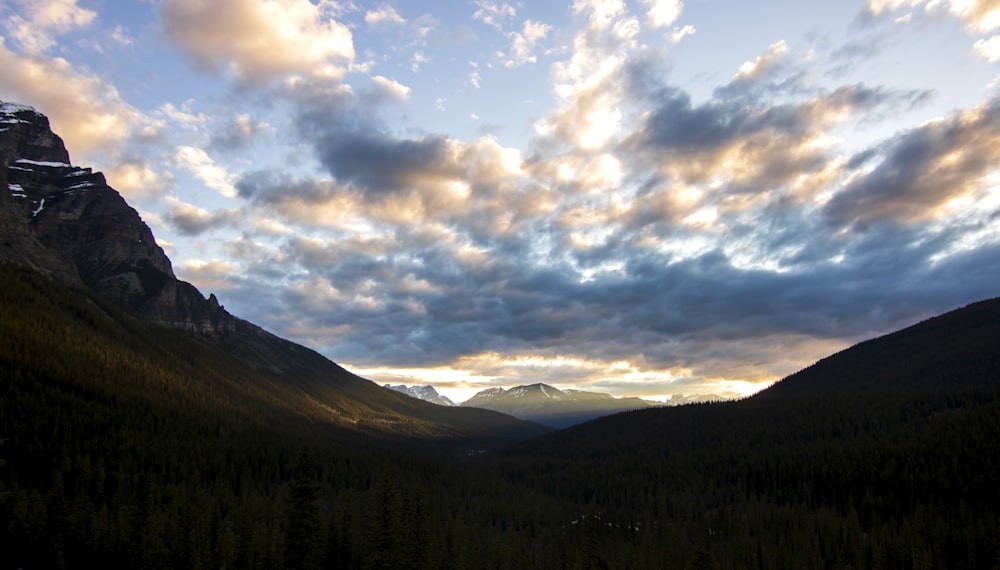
[2,263,998,568]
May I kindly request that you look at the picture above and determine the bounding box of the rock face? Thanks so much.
[0,101,234,336]
[0,102,557,446]
[0,102,69,166]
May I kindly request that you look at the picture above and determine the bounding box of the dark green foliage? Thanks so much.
[284,451,323,570]
[1,262,999,568]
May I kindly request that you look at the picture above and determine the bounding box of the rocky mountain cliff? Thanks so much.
[0,101,548,445]
[0,101,235,336]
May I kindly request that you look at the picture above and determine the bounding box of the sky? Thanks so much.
[2,0,1000,403]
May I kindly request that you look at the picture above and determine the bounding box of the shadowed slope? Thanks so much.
[756,296,1000,398]
[0,264,547,449]
[0,101,548,448]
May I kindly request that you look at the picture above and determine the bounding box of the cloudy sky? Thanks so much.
[3,0,1000,402]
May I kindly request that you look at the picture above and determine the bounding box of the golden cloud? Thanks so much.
[162,0,355,83]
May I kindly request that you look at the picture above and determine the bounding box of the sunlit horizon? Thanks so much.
[2,0,999,399]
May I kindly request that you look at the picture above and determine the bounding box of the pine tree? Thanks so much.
[284,451,322,570]
[366,475,404,570]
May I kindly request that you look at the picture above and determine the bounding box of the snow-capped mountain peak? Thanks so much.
[460,383,654,428]
[383,384,457,407]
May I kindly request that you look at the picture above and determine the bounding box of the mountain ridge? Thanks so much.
[0,100,548,447]
[460,382,654,428]
[504,295,1000,459]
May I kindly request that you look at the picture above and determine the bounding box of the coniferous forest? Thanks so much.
[2,260,1000,569]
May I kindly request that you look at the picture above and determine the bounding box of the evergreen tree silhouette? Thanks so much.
[284,450,322,570]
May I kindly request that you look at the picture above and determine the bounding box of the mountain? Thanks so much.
[491,298,1000,567]
[460,383,652,428]
[755,296,1000,399]
[662,392,725,405]
[1,101,221,333]
[511,297,1000,454]
[384,384,457,406]
[0,101,547,448]
[4,100,998,568]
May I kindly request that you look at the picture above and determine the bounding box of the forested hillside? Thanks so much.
[500,299,1000,568]
[2,260,999,568]
[0,264,544,568]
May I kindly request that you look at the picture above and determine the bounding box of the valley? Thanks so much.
[1,102,998,568]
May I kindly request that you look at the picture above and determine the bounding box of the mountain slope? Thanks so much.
[461,383,652,428]
[493,298,1000,566]
[756,296,1000,398]
[0,261,543,449]
[509,297,1000,455]
[0,101,547,447]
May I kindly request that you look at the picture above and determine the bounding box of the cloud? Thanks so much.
[224,89,1000,402]
[535,1,640,153]
[623,83,894,209]
[286,89,524,223]
[974,34,1000,60]
[134,0,1000,401]
[177,258,241,292]
[641,0,683,29]
[731,40,788,82]
[473,1,517,30]
[371,75,411,101]
[161,0,354,83]
[866,0,1000,32]
[2,0,95,54]
[235,171,366,228]
[209,114,271,151]
[110,25,134,47]
[365,5,405,26]
[249,199,991,395]
[825,96,1000,228]
[573,0,628,34]
[174,146,238,198]
[157,100,209,130]
[315,131,463,196]
[0,38,147,160]
[163,196,240,235]
[670,24,696,43]
[500,19,552,68]
[237,122,525,231]
[106,157,173,198]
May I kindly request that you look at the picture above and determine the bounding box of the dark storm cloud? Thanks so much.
[637,88,740,154]
[285,78,461,196]
[200,25,1000,398]
[635,84,890,156]
[619,82,900,207]
[164,201,240,235]
[233,82,999,377]
[235,170,340,204]
[312,130,462,195]
[277,242,915,370]
[262,199,944,370]
[826,96,1000,228]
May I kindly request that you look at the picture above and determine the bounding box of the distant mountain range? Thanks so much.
[458,383,652,428]
[384,384,457,407]
[387,382,726,427]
